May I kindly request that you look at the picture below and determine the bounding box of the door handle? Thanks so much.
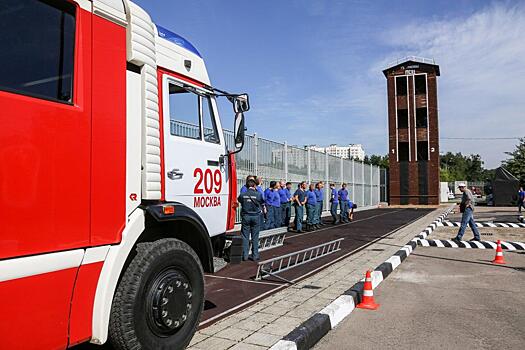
[167,168,184,180]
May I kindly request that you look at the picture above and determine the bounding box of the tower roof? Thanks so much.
[382,56,440,77]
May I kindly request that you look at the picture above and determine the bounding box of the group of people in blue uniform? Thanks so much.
[237,175,356,261]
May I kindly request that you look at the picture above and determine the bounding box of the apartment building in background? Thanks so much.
[308,144,366,161]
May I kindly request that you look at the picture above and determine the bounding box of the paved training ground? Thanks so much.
[200,208,432,327]
[416,207,525,250]
[266,207,452,350]
[187,208,446,349]
[74,208,432,350]
[314,247,525,350]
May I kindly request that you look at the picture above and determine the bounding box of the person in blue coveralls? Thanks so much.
[240,175,255,193]
[237,178,263,261]
[293,181,307,233]
[279,181,293,228]
[255,177,266,229]
[306,183,318,231]
[338,183,349,223]
[316,181,325,226]
[347,199,356,221]
[264,181,278,230]
[329,183,339,224]
[518,186,525,213]
[271,182,282,228]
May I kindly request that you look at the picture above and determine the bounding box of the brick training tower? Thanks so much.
[383,57,440,205]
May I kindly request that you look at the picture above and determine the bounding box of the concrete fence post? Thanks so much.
[284,141,288,183]
[340,157,344,186]
[254,133,258,176]
[362,162,365,206]
[370,165,374,206]
[377,166,380,204]
[325,152,329,210]
[352,160,355,200]
[307,148,311,184]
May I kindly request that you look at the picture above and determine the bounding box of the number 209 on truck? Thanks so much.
[0,0,249,349]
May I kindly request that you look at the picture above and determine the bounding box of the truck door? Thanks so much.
[0,0,91,259]
[0,1,91,348]
[161,74,228,236]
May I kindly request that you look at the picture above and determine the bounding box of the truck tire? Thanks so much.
[109,238,204,350]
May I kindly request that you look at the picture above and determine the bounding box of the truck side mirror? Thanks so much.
[234,112,245,151]
[233,94,250,113]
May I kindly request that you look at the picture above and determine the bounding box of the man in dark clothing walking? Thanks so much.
[452,183,481,242]
[238,178,264,261]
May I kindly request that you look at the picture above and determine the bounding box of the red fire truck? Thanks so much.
[0,1,248,349]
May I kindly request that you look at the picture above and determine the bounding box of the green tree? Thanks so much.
[440,152,490,182]
[365,154,389,168]
[502,137,525,183]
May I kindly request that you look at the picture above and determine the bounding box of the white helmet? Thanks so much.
[458,183,467,188]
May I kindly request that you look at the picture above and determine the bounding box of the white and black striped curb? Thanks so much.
[269,241,417,350]
[438,221,525,228]
[412,206,455,241]
[417,239,525,250]
[269,208,453,350]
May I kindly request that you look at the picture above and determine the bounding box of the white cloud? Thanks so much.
[381,2,525,167]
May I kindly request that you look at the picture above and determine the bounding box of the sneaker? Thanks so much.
[451,237,461,244]
[469,238,481,242]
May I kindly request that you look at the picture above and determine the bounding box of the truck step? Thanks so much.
[255,238,344,281]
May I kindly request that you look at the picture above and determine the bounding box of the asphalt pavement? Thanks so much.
[314,247,525,350]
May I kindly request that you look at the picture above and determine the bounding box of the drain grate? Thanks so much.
[480,232,493,236]
[368,248,385,252]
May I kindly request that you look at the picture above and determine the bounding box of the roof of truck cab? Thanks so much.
[156,25,202,58]
[154,24,211,86]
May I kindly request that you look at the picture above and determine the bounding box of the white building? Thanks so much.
[348,144,365,160]
[308,144,365,160]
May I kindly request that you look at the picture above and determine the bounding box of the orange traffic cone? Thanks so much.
[356,270,380,310]
[492,240,506,265]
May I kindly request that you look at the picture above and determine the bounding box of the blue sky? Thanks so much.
[135,0,525,168]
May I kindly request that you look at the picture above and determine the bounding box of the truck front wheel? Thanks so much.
[109,238,204,350]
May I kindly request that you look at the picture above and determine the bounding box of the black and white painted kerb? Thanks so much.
[412,206,455,242]
[438,221,525,228]
[269,207,454,350]
[417,239,525,250]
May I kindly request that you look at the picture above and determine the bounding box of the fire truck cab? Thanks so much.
[0,0,247,349]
